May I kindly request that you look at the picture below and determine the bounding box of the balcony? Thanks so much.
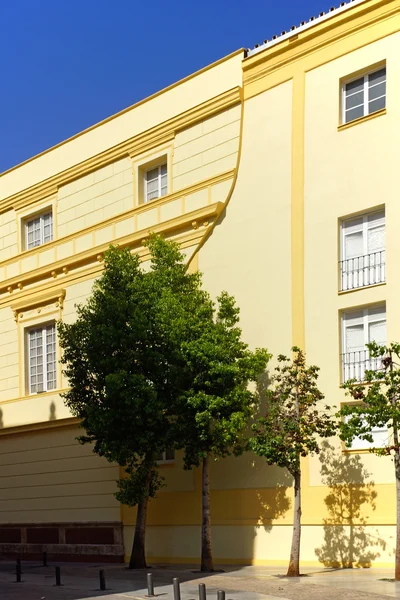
[341,350,383,383]
[339,251,385,291]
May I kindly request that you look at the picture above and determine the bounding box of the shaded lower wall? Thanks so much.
[0,521,124,562]
[0,424,122,561]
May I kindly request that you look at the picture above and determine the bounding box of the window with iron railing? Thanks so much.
[340,210,385,291]
[341,305,386,383]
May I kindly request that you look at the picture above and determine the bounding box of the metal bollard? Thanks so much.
[199,582,207,600]
[99,569,106,591]
[217,591,225,600]
[147,572,155,596]
[173,577,181,600]
[16,560,21,583]
[55,566,62,586]
[43,551,48,567]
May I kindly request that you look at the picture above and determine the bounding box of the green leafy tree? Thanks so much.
[58,235,210,568]
[250,348,336,576]
[177,292,270,571]
[339,341,400,579]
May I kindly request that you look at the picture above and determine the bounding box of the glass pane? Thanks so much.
[369,81,386,101]
[165,449,175,461]
[345,231,363,259]
[160,164,167,176]
[27,217,41,249]
[346,324,364,353]
[345,105,364,123]
[369,320,386,345]
[146,167,159,182]
[29,328,44,393]
[46,325,57,390]
[43,213,53,243]
[369,96,386,114]
[368,68,386,86]
[345,77,364,95]
[346,91,364,110]
[367,225,385,253]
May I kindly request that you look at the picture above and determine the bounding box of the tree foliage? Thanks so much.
[250,348,336,476]
[178,291,270,469]
[58,235,211,566]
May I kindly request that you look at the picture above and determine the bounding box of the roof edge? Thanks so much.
[246,0,368,58]
[1,48,244,180]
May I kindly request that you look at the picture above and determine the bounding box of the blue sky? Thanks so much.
[0,0,330,173]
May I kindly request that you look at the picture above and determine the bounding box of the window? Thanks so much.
[156,449,175,463]
[341,305,386,383]
[144,164,167,203]
[25,212,53,250]
[27,323,57,393]
[342,67,386,124]
[344,414,388,451]
[340,210,385,291]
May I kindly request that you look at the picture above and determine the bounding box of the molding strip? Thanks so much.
[0,88,241,214]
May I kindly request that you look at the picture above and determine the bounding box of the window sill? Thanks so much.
[338,281,386,295]
[338,108,386,132]
[157,461,175,468]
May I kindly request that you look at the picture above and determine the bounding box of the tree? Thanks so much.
[58,235,211,568]
[250,348,336,576]
[177,292,270,571]
[339,341,400,579]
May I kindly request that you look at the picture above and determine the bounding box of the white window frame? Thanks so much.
[25,211,53,250]
[144,163,168,203]
[27,322,57,394]
[342,66,386,124]
[344,413,389,451]
[156,450,175,464]
[341,305,386,383]
[340,210,385,290]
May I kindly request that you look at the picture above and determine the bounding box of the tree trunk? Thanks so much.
[395,466,400,581]
[287,469,301,577]
[394,439,400,579]
[129,467,152,569]
[201,456,214,572]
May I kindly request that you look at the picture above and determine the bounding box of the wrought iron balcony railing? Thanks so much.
[341,350,383,383]
[339,251,385,291]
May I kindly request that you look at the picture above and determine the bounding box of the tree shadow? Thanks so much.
[49,401,56,421]
[315,440,386,568]
[256,475,292,533]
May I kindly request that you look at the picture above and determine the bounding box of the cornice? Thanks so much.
[0,227,206,313]
[0,169,234,271]
[0,202,223,301]
[11,288,66,322]
[0,87,241,214]
[0,416,79,436]
[243,0,399,86]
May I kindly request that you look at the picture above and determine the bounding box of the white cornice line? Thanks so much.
[247,0,369,58]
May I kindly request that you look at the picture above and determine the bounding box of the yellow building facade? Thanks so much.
[0,0,399,567]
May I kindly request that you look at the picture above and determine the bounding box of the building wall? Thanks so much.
[0,0,400,569]
[0,50,244,561]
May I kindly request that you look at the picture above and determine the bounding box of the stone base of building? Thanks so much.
[0,521,124,562]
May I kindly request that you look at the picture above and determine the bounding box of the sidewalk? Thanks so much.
[0,562,399,600]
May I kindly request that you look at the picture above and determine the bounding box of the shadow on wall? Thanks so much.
[315,440,386,568]
[0,408,3,428]
[49,401,57,421]
[253,369,291,537]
